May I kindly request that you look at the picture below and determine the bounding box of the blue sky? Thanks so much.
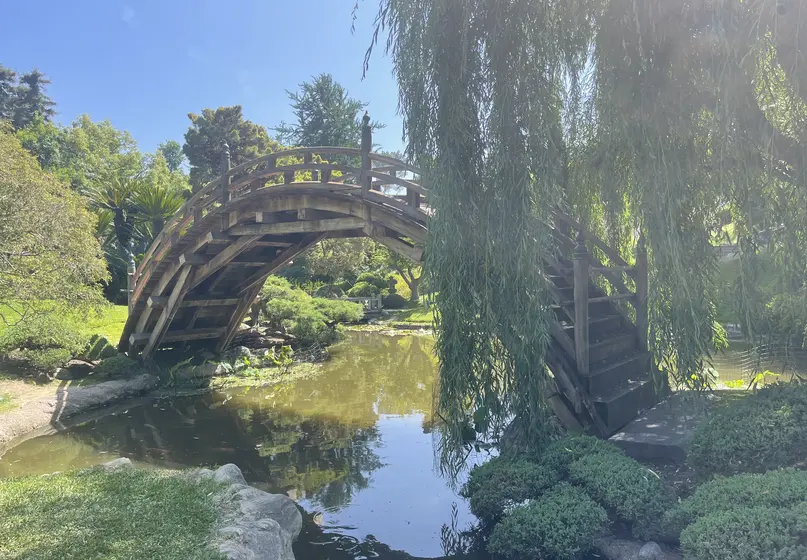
[2,0,403,153]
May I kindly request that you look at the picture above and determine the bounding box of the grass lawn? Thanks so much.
[0,304,128,345]
[393,305,435,325]
[0,468,224,560]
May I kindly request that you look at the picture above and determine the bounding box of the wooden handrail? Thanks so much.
[553,211,631,268]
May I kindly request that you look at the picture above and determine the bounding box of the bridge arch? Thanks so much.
[119,146,428,358]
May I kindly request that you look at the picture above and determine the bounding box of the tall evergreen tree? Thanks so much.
[275,73,383,148]
[157,140,184,172]
[183,106,280,192]
[12,69,55,129]
[0,65,17,122]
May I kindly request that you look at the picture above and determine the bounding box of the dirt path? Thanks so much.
[0,374,158,453]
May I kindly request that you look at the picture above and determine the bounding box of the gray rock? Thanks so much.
[187,468,215,482]
[253,348,272,358]
[639,542,664,560]
[102,458,133,471]
[231,346,253,360]
[218,518,293,560]
[236,486,302,541]
[596,536,642,560]
[214,464,248,486]
[37,371,54,384]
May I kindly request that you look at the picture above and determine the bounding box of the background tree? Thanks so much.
[275,73,383,148]
[0,125,107,324]
[157,140,184,172]
[372,243,422,302]
[0,65,17,122]
[11,69,56,130]
[183,106,280,192]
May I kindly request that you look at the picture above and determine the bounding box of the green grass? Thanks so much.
[78,305,128,344]
[0,392,16,413]
[0,468,224,560]
[393,305,435,325]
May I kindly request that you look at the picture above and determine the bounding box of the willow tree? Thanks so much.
[364,0,807,463]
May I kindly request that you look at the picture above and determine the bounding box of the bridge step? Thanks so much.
[582,352,652,395]
[589,333,637,363]
[593,377,659,436]
[562,314,624,341]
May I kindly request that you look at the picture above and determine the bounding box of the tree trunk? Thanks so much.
[409,277,420,303]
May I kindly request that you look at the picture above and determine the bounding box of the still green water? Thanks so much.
[0,332,482,559]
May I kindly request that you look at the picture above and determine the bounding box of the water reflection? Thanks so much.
[0,333,476,558]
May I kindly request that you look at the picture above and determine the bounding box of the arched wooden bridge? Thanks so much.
[120,128,660,436]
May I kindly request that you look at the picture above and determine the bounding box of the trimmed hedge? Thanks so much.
[461,457,560,523]
[680,504,807,560]
[568,452,673,539]
[539,435,624,476]
[94,354,143,378]
[688,383,807,477]
[664,468,807,538]
[487,484,608,560]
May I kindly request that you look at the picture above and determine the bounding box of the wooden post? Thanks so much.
[635,232,649,352]
[219,142,231,204]
[573,233,590,375]
[304,152,318,182]
[126,254,137,312]
[360,112,372,197]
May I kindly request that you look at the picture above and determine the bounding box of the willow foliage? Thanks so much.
[365,0,807,462]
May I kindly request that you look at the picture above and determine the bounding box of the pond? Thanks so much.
[0,332,484,559]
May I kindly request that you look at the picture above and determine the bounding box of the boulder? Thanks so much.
[218,518,293,560]
[214,463,248,485]
[235,486,302,541]
[55,360,94,380]
[230,346,254,361]
[102,458,133,471]
[639,542,664,560]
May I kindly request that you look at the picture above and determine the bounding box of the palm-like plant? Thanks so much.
[86,174,141,257]
[133,182,184,243]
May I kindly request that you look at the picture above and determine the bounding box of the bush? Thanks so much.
[461,456,561,523]
[261,276,362,346]
[680,504,807,560]
[382,293,408,309]
[0,314,86,370]
[356,272,392,291]
[663,468,807,538]
[346,281,380,297]
[538,435,623,476]
[334,279,353,293]
[568,452,673,539]
[314,299,364,323]
[94,354,143,378]
[487,484,609,560]
[314,284,344,299]
[688,383,807,477]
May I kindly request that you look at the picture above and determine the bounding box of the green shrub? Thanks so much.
[334,279,352,293]
[356,272,391,290]
[314,284,345,298]
[461,456,560,523]
[314,299,364,323]
[538,435,623,475]
[688,383,807,477]
[347,281,380,297]
[680,504,807,560]
[260,276,362,346]
[663,468,807,538]
[0,314,87,370]
[487,484,609,560]
[94,354,143,378]
[383,293,408,309]
[568,452,673,540]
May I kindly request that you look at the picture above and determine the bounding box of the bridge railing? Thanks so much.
[549,211,648,376]
[344,296,384,314]
[131,120,429,305]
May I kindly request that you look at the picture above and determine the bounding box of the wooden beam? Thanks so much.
[133,260,182,336]
[237,233,326,296]
[179,253,208,266]
[141,265,193,358]
[147,296,241,310]
[215,284,263,353]
[130,327,227,346]
[189,235,262,290]
[253,240,293,248]
[367,230,424,263]
[229,217,365,236]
